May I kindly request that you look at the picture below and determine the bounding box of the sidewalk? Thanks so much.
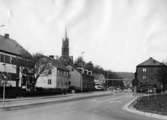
[0,91,112,110]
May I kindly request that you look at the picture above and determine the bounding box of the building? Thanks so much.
[59,29,73,66]
[67,66,94,92]
[93,73,105,90]
[36,57,70,92]
[0,34,34,91]
[135,57,167,92]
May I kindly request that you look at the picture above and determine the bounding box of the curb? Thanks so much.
[0,94,72,102]
[123,95,167,120]
[0,92,112,111]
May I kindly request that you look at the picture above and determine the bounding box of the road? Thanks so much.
[0,92,158,120]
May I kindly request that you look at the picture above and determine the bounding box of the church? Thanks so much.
[59,29,73,66]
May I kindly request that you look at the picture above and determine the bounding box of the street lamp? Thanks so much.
[0,24,5,34]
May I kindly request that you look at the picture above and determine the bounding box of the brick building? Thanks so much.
[135,57,167,92]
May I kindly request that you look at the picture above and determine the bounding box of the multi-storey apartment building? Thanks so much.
[0,34,34,91]
[67,66,94,92]
[135,57,167,92]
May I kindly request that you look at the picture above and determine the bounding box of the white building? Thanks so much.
[36,59,70,90]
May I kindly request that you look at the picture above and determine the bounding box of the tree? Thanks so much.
[132,72,138,87]
[32,53,51,85]
[74,57,85,67]
[93,65,104,74]
[85,61,94,71]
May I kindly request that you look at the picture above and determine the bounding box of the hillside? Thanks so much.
[114,72,134,80]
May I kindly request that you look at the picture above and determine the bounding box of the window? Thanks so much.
[48,69,52,74]
[0,54,5,62]
[48,79,52,85]
[11,57,16,64]
[142,68,147,72]
[84,70,87,74]
[5,55,10,63]
[142,76,146,80]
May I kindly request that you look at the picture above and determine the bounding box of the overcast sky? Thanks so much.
[0,0,167,72]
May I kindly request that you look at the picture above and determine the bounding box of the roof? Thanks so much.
[137,57,165,67]
[52,59,68,71]
[0,34,32,58]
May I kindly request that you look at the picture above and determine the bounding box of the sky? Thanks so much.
[0,0,167,72]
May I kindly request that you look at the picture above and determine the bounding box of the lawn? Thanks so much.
[134,94,167,115]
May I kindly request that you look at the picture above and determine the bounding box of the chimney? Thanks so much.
[4,33,9,39]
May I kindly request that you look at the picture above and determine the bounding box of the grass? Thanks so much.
[134,94,167,115]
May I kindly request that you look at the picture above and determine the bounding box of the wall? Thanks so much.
[69,69,82,90]
[36,68,57,88]
[136,66,162,89]
[56,68,69,89]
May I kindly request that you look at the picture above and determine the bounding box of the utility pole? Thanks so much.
[2,63,6,107]
[0,24,6,107]
[80,75,83,92]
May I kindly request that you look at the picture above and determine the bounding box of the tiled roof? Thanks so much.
[0,35,32,58]
[137,57,164,67]
[52,59,68,71]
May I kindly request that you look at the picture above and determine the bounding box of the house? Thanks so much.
[0,34,34,91]
[36,57,70,92]
[67,66,94,92]
[135,57,167,92]
[93,73,105,90]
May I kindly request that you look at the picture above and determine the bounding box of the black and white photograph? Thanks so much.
[0,0,167,120]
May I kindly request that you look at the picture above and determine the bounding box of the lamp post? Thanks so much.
[0,24,5,34]
[2,63,6,107]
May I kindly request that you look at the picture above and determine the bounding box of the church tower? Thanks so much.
[62,28,69,57]
[60,28,73,66]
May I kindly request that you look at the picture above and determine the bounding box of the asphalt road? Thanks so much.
[0,92,158,120]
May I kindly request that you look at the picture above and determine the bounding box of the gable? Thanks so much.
[137,57,164,67]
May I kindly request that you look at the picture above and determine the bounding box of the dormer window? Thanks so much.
[84,70,87,74]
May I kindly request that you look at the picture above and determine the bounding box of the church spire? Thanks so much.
[65,26,68,39]
[60,26,73,66]
[62,27,69,57]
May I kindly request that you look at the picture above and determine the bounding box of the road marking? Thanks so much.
[109,101,121,104]
[90,96,124,104]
